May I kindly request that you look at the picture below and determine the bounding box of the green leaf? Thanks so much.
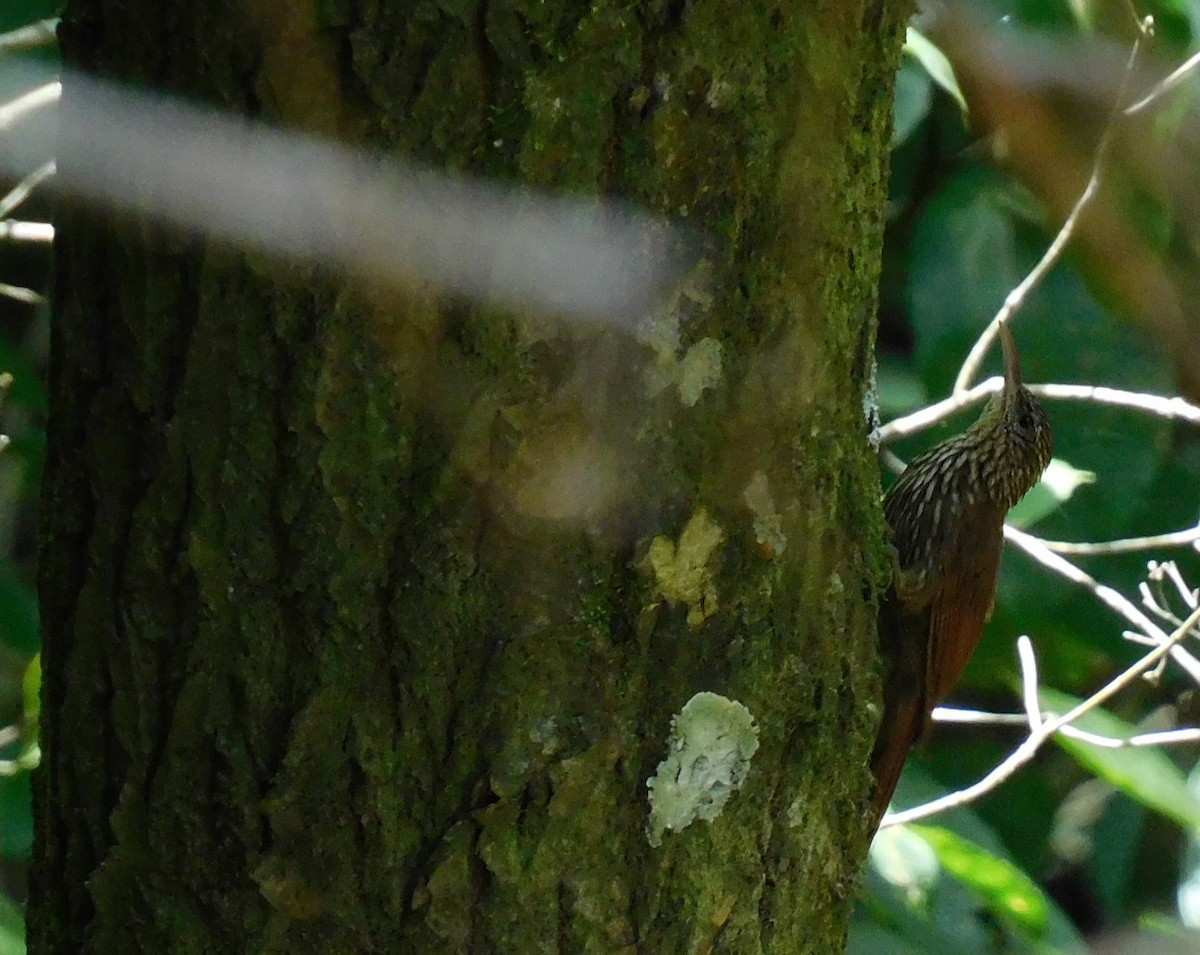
[1176,761,1200,928]
[912,825,1049,938]
[0,1,58,33]
[0,772,31,859]
[0,343,45,417]
[1041,687,1200,831]
[869,823,940,907]
[877,354,929,419]
[1008,458,1096,528]
[903,28,966,114]
[0,561,38,655]
[907,167,1026,386]
[1085,791,1144,922]
[892,58,931,148]
[858,855,1006,955]
[847,914,941,955]
[859,766,1087,954]
[0,893,23,955]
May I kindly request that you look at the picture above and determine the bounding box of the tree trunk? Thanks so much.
[30,1,906,951]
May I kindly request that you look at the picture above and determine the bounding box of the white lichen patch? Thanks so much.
[676,337,723,407]
[742,471,786,555]
[637,299,682,361]
[649,508,725,627]
[705,78,734,110]
[786,794,806,829]
[863,354,881,450]
[646,692,760,847]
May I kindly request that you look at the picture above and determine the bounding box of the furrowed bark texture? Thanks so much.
[32,1,906,951]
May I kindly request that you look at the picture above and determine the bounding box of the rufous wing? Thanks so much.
[870,514,1005,825]
[925,519,1005,707]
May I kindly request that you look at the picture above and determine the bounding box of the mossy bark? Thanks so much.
[31,0,907,952]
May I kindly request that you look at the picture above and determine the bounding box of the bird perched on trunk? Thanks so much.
[869,322,1053,828]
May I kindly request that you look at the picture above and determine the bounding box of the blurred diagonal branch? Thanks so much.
[0,19,57,54]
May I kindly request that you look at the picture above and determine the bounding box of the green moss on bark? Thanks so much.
[33,1,908,952]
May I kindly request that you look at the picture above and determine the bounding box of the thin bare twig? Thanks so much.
[1060,725,1200,749]
[933,706,1200,748]
[0,221,53,243]
[933,707,1029,725]
[1006,526,1200,684]
[933,705,1200,747]
[0,282,43,305]
[1038,525,1200,557]
[0,82,59,133]
[1029,384,1200,424]
[881,604,1200,827]
[1125,47,1200,116]
[1138,562,1198,680]
[879,381,1200,445]
[1018,636,1043,731]
[0,160,55,221]
[1164,562,1197,603]
[878,378,1000,443]
[0,19,57,54]
[1148,561,1199,617]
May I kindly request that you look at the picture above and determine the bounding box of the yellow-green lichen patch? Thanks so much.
[648,508,725,627]
[646,692,760,847]
[675,337,723,407]
[645,335,723,408]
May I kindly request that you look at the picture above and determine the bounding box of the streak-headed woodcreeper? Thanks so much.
[869,322,1053,826]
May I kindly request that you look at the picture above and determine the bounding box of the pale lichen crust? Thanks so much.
[742,471,786,556]
[646,691,760,847]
